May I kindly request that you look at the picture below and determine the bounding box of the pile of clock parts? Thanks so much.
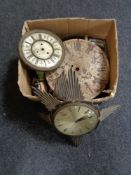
[18,30,114,146]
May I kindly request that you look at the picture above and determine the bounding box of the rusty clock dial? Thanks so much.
[46,39,109,100]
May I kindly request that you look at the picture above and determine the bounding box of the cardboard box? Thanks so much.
[18,18,119,103]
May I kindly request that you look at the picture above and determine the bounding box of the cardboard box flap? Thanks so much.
[106,20,119,96]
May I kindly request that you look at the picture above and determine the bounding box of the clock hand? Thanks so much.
[75,115,88,123]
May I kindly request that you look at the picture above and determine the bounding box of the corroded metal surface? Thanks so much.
[46,39,109,101]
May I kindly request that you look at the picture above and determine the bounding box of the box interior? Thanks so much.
[18,18,118,103]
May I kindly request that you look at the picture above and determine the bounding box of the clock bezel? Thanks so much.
[18,29,65,71]
[53,102,100,136]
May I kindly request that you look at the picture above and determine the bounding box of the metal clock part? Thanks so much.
[71,136,84,147]
[54,102,100,137]
[54,68,83,101]
[32,87,62,111]
[36,71,45,81]
[32,79,46,93]
[99,105,120,121]
[88,38,107,53]
[46,39,109,101]
[19,30,65,71]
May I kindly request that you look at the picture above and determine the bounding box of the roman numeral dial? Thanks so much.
[19,30,65,71]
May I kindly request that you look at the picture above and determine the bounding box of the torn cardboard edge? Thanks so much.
[18,18,119,103]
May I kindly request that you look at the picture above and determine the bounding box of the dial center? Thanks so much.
[32,40,53,60]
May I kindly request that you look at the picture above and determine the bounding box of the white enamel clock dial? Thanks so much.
[19,30,65,71]
[54,103,100,136]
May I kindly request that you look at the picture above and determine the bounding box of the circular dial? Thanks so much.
[54,103,99,136]
[19,30,65,71]
[46,39,109,100]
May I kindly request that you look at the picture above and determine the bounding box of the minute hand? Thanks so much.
[75,116,88,123]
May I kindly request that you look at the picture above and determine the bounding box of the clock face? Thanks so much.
[54,103,100,136]
[19,30,65,71]
[46,39,109,100]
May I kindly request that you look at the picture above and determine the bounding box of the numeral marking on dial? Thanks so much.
[58,124,63,127]
[78,107,81,112]
[68,107,72,113]
[59,112,66,116]
[25,41,32,45]
[64,128,67,132]
[31,35,35,41]
[52,41,57,45]
[79,128,82,133]
[44,60,46,66]
[54,48,60,50]
[27,55,33,60]
[84,110,89,114]
[35,59,38,65]
[49,38,54,43]
[51,57,55,63]
[47,60,51,64]
[31,57,36,62]
[39,33,42,40]
[53,53,60,58]
[86,126,90,130]
[20,31,64,71]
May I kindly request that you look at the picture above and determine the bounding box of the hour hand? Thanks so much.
[75,116,88,123]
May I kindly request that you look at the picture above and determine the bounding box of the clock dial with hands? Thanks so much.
[54,102,100,136]
[19,30,65,71]
[32,68,119,146]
